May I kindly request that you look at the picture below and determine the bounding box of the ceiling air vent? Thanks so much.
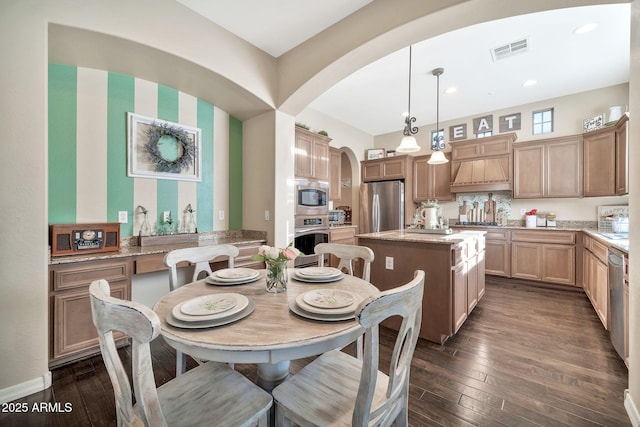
[491,38,529,61]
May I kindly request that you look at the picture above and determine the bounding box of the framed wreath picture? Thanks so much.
[127,112,202,181]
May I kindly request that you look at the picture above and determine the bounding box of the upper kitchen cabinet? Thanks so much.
[449,133,516,193]
[295,127,331,181]
[513,135,583,199]
[361,154,412,183]
[412,153,453,202]
[329,147,342,200]
[583,115,629,197]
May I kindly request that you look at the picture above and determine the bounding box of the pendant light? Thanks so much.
[428,67,449,165]
[396,46,420,153]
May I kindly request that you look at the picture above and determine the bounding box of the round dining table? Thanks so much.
[152,268,379,391]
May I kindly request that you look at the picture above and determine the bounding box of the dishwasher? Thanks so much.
[608,248,625,360]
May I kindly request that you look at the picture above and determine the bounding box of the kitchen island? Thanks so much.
[356,229,485,344]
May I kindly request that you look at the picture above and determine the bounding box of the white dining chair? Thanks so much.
[89,279,272,427]
[272,270,425,427]
[164,244,240,375]
[163,244,240,291]
[314,242,375,281]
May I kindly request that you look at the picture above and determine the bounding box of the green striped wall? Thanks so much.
[47,64,242,235]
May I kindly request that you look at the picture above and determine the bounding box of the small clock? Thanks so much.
[82,230,97,241]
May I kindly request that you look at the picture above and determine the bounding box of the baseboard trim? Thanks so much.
[625,389,640,426]
[0,371,52,404]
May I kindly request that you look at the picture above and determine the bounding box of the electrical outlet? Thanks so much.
[118,211,128,223]
[218,210,225,220]
[520,208,526,216]
[385,256,394,270]
[163,211,171,222]
[264,210,270,221]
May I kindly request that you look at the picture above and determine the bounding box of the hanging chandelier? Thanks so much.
[396,46,420,153]
[428,67,449,165]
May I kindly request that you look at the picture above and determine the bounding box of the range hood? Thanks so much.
[449,133,516,193]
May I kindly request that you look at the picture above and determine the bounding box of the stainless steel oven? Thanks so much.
[295,179,329,216]
[294,215,329,268]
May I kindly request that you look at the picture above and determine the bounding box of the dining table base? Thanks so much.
[256,361,291,392]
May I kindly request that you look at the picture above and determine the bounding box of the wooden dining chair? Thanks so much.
[272,270,425,427]
[89,279,272,427]
[163,244,240,291]
[163,244,240,375]
[314,242,375,281]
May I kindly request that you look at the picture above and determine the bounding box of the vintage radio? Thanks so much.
[49,222,121,256]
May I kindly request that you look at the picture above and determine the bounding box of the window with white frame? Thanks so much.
[532,108,553,135]
[476,131,493,138]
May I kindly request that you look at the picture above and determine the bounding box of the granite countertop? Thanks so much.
[49,230,267,265]
[356,229,485,246]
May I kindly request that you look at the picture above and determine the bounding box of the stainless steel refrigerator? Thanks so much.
[360,180,404,233]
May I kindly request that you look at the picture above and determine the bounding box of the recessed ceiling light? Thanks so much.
[523,79,537,87]
[574,23,598,34]
[445,87,457,94]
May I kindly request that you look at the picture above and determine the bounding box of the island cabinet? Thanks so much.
[510,230,576,286]
[295,127,331,181]
[583,114,629,197]
[49,258,132,368]
[513,135,582,199]
[357,230,485,344]
[412,153,453,202]
[582,233,609,329]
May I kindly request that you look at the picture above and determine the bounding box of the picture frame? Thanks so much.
[366,148,386,160]
[127,113,202,181]
[386,150,396,157]
[582,113,605,133]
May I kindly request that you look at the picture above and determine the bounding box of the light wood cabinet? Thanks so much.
[361,155,412,182]
[583,115,628,197]
[513,135,582,198]
[412,153,453,202]
[295,127,331,180]
[615,115,629,195]
[329,226,359,272]
[582,234,609,329]
[510,230,576,286]
[49,258,132,368]
[329,147,342,200]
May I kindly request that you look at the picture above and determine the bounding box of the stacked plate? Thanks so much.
[289,289,361,321]
[167,293,255,329]
[205,268,261,285]
[292,267,343,283]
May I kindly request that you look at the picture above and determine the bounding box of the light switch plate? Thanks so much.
[385,256,394,270]
[118,211,128,223]
[163,211,171,222]
[219,210,225,220]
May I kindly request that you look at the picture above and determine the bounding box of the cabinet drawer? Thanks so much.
[52,259,131,291]
[511,230,575,244]
[590,239,609,264]
[485,229,510,241]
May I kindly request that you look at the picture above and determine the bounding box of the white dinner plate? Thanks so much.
[180,293,240,316]
[295,293,360,316]
[167,300,255,329]
[210,268,260,283]
[289,299,354,322]
[296,267,343,278]
[172,294,249,322]
[303,289,354,309]
[292,271,343,283]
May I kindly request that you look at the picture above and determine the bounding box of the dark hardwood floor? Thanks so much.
[1,280,630,426]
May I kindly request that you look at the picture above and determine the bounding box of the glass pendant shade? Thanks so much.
[427,149,448,164]
[396,135,420,153]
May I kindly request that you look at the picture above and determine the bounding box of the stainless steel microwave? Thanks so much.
[295,179,329,216]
